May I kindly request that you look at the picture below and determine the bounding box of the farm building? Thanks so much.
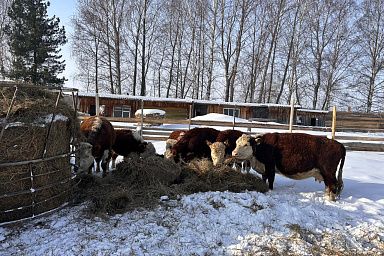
[76,92,328,126]
[296,109,329,127]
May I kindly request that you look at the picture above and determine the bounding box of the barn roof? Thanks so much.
[77,92,302,108]
[297,108,329,114]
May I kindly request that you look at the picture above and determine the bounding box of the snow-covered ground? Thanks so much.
[1,149,383,255]
[1,114,384,255]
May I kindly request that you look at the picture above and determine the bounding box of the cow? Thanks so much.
[111,129,155,168]
[164,130,186,159]
[169,127,220,163]
[206,129,248,169]
[79,116,116,177]
[75,142,94,173]
[232,133,346,201]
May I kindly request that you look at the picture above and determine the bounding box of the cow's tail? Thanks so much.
[336,147,346,196]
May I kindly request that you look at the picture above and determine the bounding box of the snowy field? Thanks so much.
[1,115,384,255]
[1,148,383,255]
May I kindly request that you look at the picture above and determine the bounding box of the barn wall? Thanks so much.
[78,96,190,119]
[204,105,249,119]
[297,111,327,126]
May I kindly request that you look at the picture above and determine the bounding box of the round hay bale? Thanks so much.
[0,85,77,223]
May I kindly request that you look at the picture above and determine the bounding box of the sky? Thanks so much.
[1,114,384,255]
[47,0,77,88]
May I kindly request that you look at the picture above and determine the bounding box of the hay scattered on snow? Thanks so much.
[76,156,268,217]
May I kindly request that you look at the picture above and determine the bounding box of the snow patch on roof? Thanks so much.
[191,113,250,123]
[135,109,166,116]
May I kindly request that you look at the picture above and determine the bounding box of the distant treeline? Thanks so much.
[1,0,384,112]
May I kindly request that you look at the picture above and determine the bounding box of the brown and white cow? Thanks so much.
[79,116,116,177]
[232,133,346,201]
[169,127,220,163]
[164,130,186,159]
[111,129,155,168]
[206,129,247,168]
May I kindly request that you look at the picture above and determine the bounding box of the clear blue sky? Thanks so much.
[47,0,77,88]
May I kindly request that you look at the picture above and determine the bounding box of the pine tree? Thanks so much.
[5,0,67,86]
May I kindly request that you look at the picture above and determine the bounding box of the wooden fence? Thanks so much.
[79,116,384,152]
[325,112,384,132]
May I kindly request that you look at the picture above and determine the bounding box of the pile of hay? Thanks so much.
[179,158,269,194]
[76,156,268,216]
[0,85,78,223]
[75,154,182,215]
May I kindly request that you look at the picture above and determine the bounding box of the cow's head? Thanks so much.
[207,141,226,166]
[76,142,94,173]
[232,134,258,160]
[164,139,178,159]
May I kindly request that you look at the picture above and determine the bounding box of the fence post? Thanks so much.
[233,105,236,130]
[289,95,294,133]
[95,93,100,116]
[188,103,193,130]
[140,99,144,137]
[332,106,336,140]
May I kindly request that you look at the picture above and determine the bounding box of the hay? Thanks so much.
[0,85,77,223]
[179,158,269,194]
[76,156,268,217]
[75,155,182,215]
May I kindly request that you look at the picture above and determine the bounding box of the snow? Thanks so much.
[1,116,384,255]
[192,113,250,123]
[135,109,166,116]
[2,114,69,129]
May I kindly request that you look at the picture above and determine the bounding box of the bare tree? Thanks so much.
[275,1,300,104]
[69,0,382,112]
[205,0,219,100]
[257,0,286,103]
[0,0,11,78]
[355,0,384,112]
[72,0,104,93]
[219,0,251,102]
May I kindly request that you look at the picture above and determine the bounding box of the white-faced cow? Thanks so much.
[164,130,186,159]
[170,127,219,163]
[111,129,155,168]
[232,133,346,201]
[206,129,248,169]
[79,116,116,177]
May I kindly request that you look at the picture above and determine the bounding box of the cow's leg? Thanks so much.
[94,157,102,173]
[100,150,111,177]
[111,152,118,169]
[243,160,251,173]
[265,165,275,190]
[322,172,338,201]
[88,161,94,174]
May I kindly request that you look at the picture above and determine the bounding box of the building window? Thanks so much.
[223,108,240,118]
[113,105,131,118]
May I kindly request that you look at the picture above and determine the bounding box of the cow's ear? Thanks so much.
[223,139,229,146]
[206,140,212,147]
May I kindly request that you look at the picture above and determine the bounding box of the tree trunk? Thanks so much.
[140,0,148,96]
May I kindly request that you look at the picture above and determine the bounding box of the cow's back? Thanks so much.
[256,133,344,176]
[113,129,146,156]
[80,116,116,156]
[172,127,219,160]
